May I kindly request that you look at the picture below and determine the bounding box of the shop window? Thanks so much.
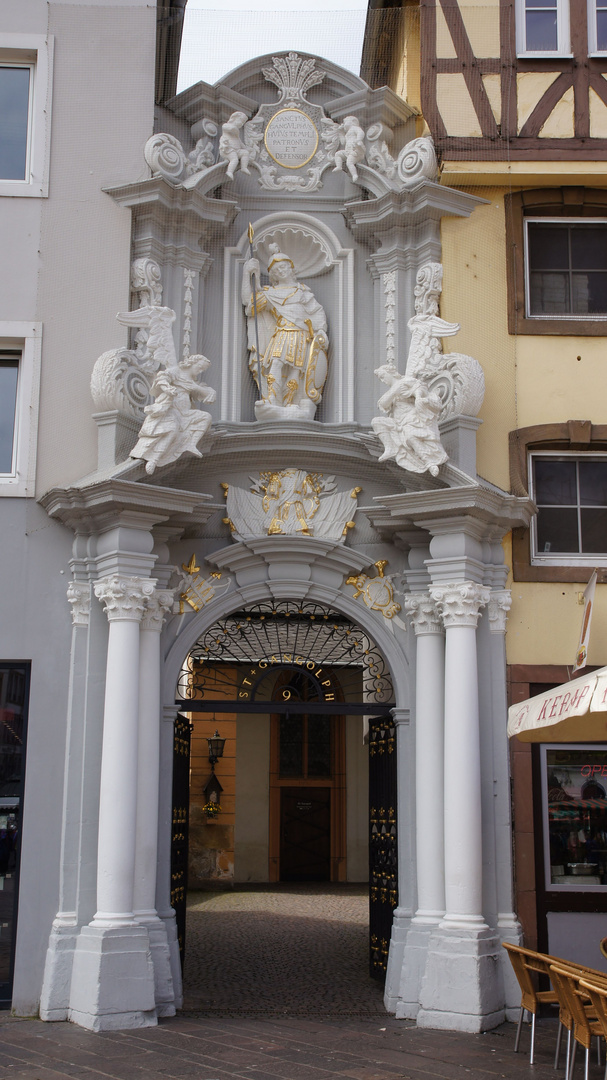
[526,221,607,319]
[589,0,607,51]
[0,35,53,198]
[0,325,42,497]
[541,745,607,891]
[530,453,607,564]
[516,0,571,54]
[506,190,607,336]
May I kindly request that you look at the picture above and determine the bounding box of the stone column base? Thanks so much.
[137,915,176,1017]
[159,909,183,1010]
[39,921,79,1021]
[384,909,411,1013]
[68,925,157,1031]
[417,925,504,1032]
[394,920,440,1019]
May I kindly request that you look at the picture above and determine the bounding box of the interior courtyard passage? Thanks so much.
[182,884,386,1016]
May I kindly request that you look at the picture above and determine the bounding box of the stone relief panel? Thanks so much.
[221,470,360,541]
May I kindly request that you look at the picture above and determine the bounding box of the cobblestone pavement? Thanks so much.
[0,886,572,1079]
[182,884,384,1016]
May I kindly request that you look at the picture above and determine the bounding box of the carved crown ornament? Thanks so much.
[143,52,437,196]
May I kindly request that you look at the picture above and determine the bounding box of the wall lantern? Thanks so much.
[206,729,226,770]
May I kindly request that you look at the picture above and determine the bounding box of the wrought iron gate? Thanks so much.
[369,715,398,980]
[171,712,192,966]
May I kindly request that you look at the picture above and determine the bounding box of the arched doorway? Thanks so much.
[169,597,397,982]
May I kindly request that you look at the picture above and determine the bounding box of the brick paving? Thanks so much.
[0,885,578,1079]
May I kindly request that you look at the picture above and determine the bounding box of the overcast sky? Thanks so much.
[177,0,369,93]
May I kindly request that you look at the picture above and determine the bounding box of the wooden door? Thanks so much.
[280,787,331,881]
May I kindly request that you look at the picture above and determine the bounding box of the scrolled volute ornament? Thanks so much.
[90,348,154,420]
[144,133,188,185]
[396,136,438,186]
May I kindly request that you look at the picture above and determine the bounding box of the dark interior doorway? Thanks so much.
[280,787,331,881]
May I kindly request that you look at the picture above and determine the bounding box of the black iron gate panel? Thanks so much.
[369,715,398,980]
[171,712,192,967]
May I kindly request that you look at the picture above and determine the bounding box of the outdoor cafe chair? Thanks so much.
[503,942,561,1064]
[550,964,605,1080]
[578,979,607,1080]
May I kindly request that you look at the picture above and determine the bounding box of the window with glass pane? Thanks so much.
[524,0,559,49]
[0,663,29,1005]
[543,747,607,888]
[0,67,31,181]
[591,0,607,49]
[533,456,607,556]
[0,356,19,475]
[527,223,607,316]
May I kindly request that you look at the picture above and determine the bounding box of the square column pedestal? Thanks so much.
[417,926,504,1032]
[68,925,156,1031]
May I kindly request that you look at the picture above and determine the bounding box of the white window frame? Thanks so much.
[524,217,607,321]
[529,450,607,566]
[0,34,53,198]
[588,0,607,53]
[516,0,571,56]
[0,323,42,497]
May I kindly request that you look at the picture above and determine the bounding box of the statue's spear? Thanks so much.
[247,222,263,398]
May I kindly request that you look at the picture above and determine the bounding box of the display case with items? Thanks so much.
[542,745,607,889]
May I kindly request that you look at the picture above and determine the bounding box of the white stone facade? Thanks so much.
[3,3,534,1037]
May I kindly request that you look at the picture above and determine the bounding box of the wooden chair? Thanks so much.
[550,964,605,1080]
[503,942,561,1064]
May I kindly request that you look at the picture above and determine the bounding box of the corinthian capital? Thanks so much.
[488,589,512,634]
[430,581,490,629]
[141,589,175,632]
[94,576,157,622]
[404,592,443,635]
[67,581,91,627]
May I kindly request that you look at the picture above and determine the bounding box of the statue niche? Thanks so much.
[241,243,328,422]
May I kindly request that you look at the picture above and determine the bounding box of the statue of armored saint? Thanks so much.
[241,243,329,421]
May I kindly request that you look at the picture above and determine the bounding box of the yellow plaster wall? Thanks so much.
[460,0,501,58]
[507,583,607,667]
[436,74,482,137]
[440,189,516,491]
[515,336,607,428]
[442,187,607,669]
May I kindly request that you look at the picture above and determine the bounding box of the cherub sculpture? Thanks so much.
[321,115,366,182]
[241,242,328,421]
[117,306,215,475]
[371,364,447,477]
[218,111,262,181]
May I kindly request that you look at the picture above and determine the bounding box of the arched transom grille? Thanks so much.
[177,599,394,708]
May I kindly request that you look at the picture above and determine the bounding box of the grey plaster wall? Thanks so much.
[0,500,73,1013]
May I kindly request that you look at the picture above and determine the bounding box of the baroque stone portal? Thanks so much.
[242,243,328,421]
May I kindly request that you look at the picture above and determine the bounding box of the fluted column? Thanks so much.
[92,576,156,925]
[430,582,490,929]
[405,593,445,925]
[134,589,176,1015]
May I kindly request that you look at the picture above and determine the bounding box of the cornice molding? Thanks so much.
[40,478,215,535]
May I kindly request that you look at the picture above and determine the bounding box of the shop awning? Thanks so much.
[507,666,607,742]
